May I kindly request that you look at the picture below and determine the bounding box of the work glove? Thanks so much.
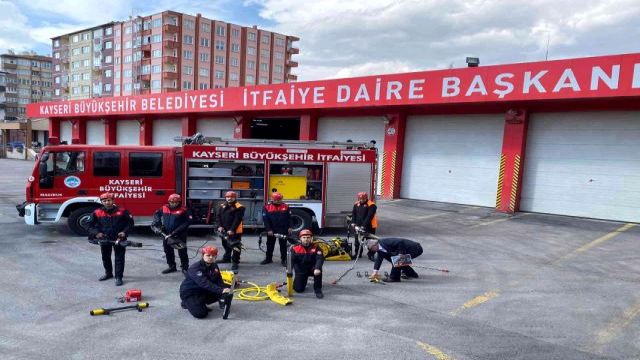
[313,269,321,276]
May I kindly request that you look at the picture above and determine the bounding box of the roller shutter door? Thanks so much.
[520,111,640,222]
[86,120,104,145]
[116,120,139,145]
[400,114,503,207]
[317,117,384,195]
[153,119,182,145]
[197,118,235,139]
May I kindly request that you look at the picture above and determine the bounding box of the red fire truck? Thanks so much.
[17,135,377,236]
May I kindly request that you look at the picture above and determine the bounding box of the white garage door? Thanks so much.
[60,121,72,143]
[197,118,235,139]
[116,120,139,145]
[520,111,640,222]
[401,115,504,207]
[317,116,385,195]
[86,120,104,145]
[153,119,182,145]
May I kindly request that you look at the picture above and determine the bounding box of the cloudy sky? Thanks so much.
[1,0,639,81]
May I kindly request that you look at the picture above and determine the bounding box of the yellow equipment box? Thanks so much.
[269,175,307,200]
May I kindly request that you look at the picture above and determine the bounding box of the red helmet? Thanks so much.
[225,191,237,198]
[299,229,313,237]
[271,192,283,201]
[168,193,181,202]
[201,246,218,256]
[357,192,368,200]
[99,192,114,200]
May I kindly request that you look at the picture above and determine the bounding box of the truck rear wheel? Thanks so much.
[68,207,96,236]
[290,209,312,233]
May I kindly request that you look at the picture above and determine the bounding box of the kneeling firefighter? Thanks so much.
[151,193,192,275]
[179,246,231,319]
[291,229,324,299]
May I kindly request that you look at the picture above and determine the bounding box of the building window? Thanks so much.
[261,49,269,57]
[261,34,269,44]
[183,50,193,60]
[124,83,132,91]
[260,63,268,71]
[200,38,210,47]
[230,58,239,67]
[215,40,224,51]
[53,39,60,47]
[215,70,224,79]
[184,19,195,30]
[72,74,81,81]
[124,55,132,63]
[248,32,256,41]
[105,27,112,35]
[152,18,161,28]
[152,49,162,58]
[82,85,90,94]
[248,47,256,55]
[104,55,112,63]
[83,72,90,80]
[125,26,132,34]
[199,53,209,62]
[216,25,225,36]
[201,23,210,33]
[231,43,240,53]
[152,34,162,43]
[104,83,111,92]
[183,81,192,90]
[105,69,112,77]
[124,69,132,78]
[232,28,240,38]
[54,52,60,59]
[245,75,254,84]
[183,35,193,44]
[141,65,150,74]
[199,68,209,76]
[54,64,60,71]
[230,72,238,81]
[215,56,224,64]
[125,40,132,49]
[72,48,81,56]
[104,41,112,49]
[115,43,121,51]
[275,65,283,73]
[182,65,192,75]
[83,59,90,67]
[151,80,160,89]
[247,60,255,70]
[55,88,60,96]
[72,34,79,43]
[152,65,161,73]
[259,76,268,84]
[82,46,90,53]
[115,70,120,78]
[275,52,284,60]
[199,83,208,90]
[114,84,120,93]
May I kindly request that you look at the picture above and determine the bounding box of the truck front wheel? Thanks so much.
[290,209,312,233]
[68,207,96,236]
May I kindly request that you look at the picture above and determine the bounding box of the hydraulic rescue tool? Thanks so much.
[88,234,142,248]
[150,223,185,250]
[221,275,238,319]
[268,232,352,262]
[90,302,149,316]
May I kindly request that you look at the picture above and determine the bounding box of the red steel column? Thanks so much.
[139,118,153,145]
[299,113,318,140]
[233,116,250,139]
[49,118,61,139]
[380,113,406,199]
[496,109,529,213]
[105,119,117,145]
[71,119,86,144]
[181,116,197,137]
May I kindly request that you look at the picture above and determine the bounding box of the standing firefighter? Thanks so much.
[179,246,231,319]
[291,229,324,299]
[261,192,292,266]
[367,238,423,282]
[351,192,378,259]
[151,193,192,275]
[216,191,245,272]
[86,192,134,286]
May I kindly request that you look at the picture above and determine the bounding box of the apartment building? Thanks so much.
[51,11,299,100]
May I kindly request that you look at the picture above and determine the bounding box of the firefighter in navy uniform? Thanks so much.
[86,192,134,286]
[351,192,378,260]
[367,238,423,282]
[151,193,193,275]
[291,229,324,298]
[261,192,292,266]
[216,191,245,272]
[179,246,231,319]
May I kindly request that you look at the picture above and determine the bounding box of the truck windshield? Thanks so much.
[53,151,85,175]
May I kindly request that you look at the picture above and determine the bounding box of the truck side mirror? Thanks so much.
[39,154,53,188]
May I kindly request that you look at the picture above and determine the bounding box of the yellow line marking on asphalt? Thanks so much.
[469,213,529,228]
[416,341,455,360]
[585,297,640,354]
[412,206,480,221]
[556,223,636,263]
[448,290,500,316]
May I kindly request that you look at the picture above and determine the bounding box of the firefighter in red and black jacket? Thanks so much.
[351,192,378,260]
[152,193,192,275]
[216,191,245,271]
[261,192,292,266]
[291,229,324,298]
[86,192,134,286]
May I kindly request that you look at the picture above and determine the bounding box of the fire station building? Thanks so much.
[27,52,640,223]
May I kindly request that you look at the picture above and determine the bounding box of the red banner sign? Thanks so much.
[185,145,377,163]
[27,53,640,118]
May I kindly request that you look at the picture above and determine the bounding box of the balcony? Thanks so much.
[287,60,298,67]
[2,62,17,69]
[162,24,179,33]
[287,74,298,81]
[287,46,299,55]
[163,55,178,65]
[163,39,179,50]
[163,87,180,93]
[141,43,151,52]
[137,74,151,82]
[142,28,152,37]
[162,70,179,80]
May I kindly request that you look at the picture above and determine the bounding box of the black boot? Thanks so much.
[260,258,273,265]
[161,266,177,274]
[315,290,324,299]
[115,277,123,286]
[99,273,113,281]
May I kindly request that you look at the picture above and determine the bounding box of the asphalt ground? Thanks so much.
[0,158,638,360]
